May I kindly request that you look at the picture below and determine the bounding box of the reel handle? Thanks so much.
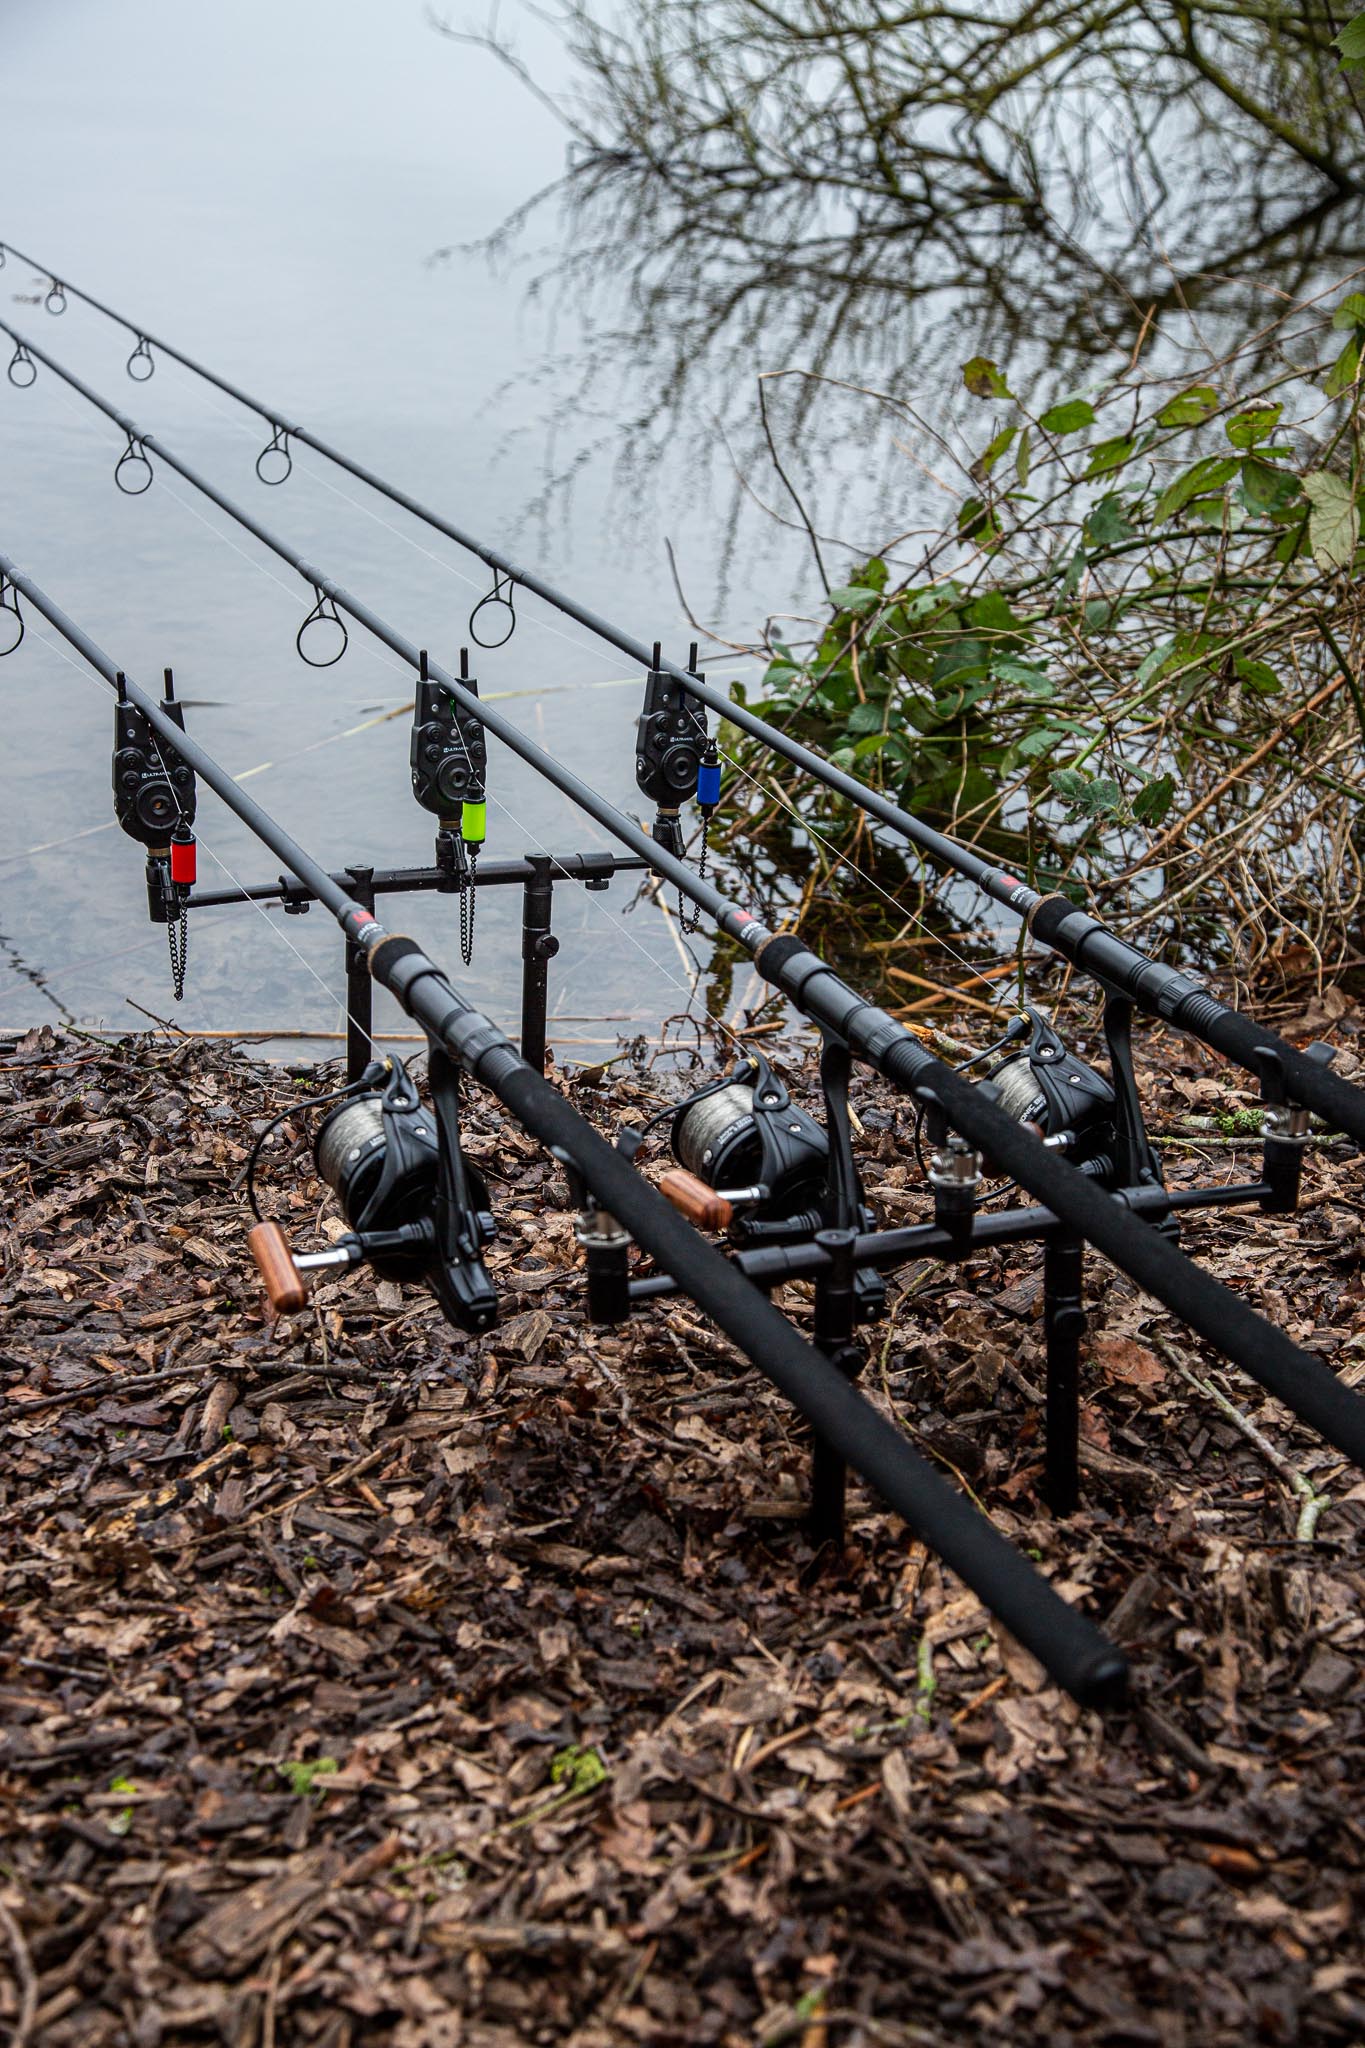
[658,1169,733,1232]
[247,1221,309,1313]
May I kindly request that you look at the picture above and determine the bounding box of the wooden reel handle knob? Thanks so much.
[247,1221,309,1314]
[657,1169,734,1232]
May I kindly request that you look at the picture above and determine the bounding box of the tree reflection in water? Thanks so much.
[435,1,1365,577]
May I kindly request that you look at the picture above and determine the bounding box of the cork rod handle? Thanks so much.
[657,1169,734,1232]
[247,1221,309,1314]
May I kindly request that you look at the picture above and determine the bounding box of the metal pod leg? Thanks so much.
[809,1227,861,1545]
[344,866,375,1083]
[1043,1233,1086,1516]
[520,855,559,1072]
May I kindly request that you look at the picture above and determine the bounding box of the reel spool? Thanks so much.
[668,1052,829,1236]
[977,1009,1116,1178]
[314,1062,494,1282]
[247,1056,498,1335]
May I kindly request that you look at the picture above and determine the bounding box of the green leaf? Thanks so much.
[930,639,988,684]
[1084,435,1135,478]
[1084,493,1132,548]
[1302,470,1360,570]
[1234,656,1282,696]
[1324,336,1361,400]
[993,658,1052,695]
[1335,10,1365,70]
[933,677,996,717]
[962,355,1012,400]
[550,1745,609,1795]
[278,1757,339,1797]
[845,700,886,734]
[1039,398,1095,435]
[1136,639,1177,688]
[1061,544,1087,596]
[967,591,1021,634]
[827,584,881,613]
[1239,458,1302,519]
[1153,456,1239,522]
[1017,727,1062,758]
[974,424,1017,478]
[1157,386,1218,428]
[1133,773,1176,826]
[957,496,999,543]
[1225,405,1282,449]
[1049,768,1122,816]
[1015,425,1032,486]
[1333,291,1365,331]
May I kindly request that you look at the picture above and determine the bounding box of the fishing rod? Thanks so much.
[7,242,1363,1146]
[0,550,1130,1709]
[5,327,1365,1495]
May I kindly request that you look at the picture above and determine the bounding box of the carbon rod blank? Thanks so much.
[5,247,1362,1142]
[4,327,1364,1475]
[0,549,1130,1707]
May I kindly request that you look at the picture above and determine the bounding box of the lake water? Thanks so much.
[0,0,787,1056]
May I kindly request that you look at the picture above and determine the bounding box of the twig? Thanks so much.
[0,1899,37,2048]
[1151,1336,1331,1539]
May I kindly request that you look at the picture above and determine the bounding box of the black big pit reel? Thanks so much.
[248,1054,497,1333]
[669,1051,830,1237]
[663,1008,1138,1223]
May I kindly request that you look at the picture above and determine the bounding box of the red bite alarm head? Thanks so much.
[169,826,197,886]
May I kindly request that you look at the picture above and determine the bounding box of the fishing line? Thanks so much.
[28,623,371,1049]
[106,431,728,1044]
[171,363,641,679]
[14,410,701,1048]
[39,327,1008,1015]
[715,744,1009,1013]
[355,630,742,1050]
[5,327,998,1061]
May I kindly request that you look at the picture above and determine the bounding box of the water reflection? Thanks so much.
[456,1,1365,572]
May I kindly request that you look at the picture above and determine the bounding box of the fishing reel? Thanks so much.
[636,642,709,860]
[248,1053,498,1334]
[668,1053,828,1234]
[969,1009,1118,1179]
[643,1046,882,1316]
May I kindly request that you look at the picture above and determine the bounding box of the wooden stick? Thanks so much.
[885,959,1017,1017]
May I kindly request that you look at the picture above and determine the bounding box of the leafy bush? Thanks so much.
[723,287,1365,987]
